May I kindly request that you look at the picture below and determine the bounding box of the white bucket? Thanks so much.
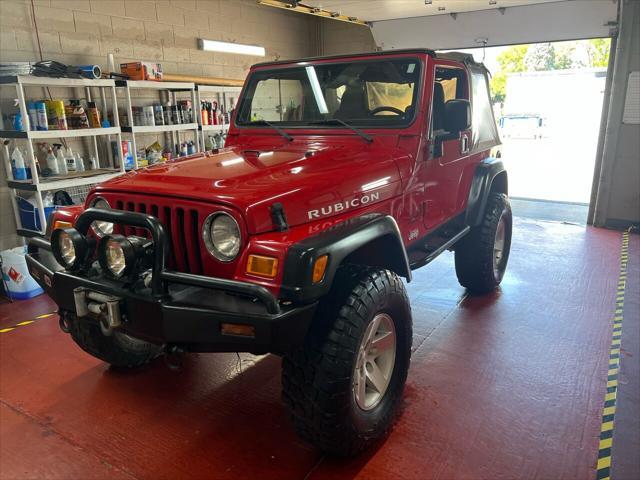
[1,246,43,300]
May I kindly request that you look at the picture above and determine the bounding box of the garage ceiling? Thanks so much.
[303,0,563,22]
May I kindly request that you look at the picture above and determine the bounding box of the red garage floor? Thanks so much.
[0,219,637,480]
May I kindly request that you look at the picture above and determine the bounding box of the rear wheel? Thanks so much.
[66,314,162,368]
[282,266,412,456]
[455,193,512,293]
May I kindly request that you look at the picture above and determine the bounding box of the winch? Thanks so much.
[73,287,122,335]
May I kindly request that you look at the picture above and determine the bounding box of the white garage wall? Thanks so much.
[371,0,617,50]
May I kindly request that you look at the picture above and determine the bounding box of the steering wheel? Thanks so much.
[369,106,404,116]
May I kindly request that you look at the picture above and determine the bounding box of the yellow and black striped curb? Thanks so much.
[596,230,630,480]
[0,312,56,334]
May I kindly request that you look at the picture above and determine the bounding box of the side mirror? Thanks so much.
[444,99,471,134]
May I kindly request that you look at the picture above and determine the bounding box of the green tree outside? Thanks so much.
[489,39,611,103]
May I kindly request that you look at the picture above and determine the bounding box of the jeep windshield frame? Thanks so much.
[235,57,423,129]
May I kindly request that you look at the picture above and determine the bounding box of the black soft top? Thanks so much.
[253,49,483,70]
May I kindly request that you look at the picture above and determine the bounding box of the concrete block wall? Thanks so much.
[0,0,317,79]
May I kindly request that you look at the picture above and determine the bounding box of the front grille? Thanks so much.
[114,199,204,275]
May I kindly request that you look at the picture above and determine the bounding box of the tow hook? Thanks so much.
[59,311,71,334]
[164,345,185,371]
[73,287,122,336]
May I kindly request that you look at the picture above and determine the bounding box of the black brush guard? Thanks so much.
[25,208,316,353]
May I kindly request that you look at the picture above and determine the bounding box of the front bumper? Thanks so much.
[26,209,317,354]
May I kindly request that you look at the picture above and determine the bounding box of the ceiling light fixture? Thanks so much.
[438,6,446,11]
[198,39,265,56]
[425,0,433,4]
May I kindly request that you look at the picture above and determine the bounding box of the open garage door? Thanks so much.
[369,0,617,50]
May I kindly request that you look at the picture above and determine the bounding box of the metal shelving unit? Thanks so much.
[196,85,241,151]
[0,75,124,237]
[116,80,200,169]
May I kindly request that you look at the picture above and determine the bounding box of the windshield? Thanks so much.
[236,57,422,128]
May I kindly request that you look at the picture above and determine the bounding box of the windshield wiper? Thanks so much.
[308,118,373,143]
[246,119,293,141]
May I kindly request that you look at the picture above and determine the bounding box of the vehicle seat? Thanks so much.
[432,82,446,132]
[335,85,368,119]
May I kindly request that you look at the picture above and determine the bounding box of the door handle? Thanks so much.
[460,135,469,154]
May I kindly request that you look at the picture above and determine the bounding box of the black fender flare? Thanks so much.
[465,158,508,227]
[281,214,411,303]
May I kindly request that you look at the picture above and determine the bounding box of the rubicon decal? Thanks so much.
[308,192,381,220]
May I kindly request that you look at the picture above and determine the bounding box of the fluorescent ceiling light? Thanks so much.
[198,39,265,56]
[305,66,329,114]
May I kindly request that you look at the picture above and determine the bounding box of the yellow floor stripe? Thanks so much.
[599,437,613,449]
[0,312,56,334]
[596,230,631,480]
[15,320,35,326]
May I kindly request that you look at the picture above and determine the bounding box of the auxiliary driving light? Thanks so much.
[51,227,88,270]
[98,234,141,279]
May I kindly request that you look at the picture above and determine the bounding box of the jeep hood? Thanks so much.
[94,140,404,234]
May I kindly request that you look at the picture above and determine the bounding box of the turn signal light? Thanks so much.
[246,254,278,278]
[221,323,256,337]
[52,220,72,230]
[312,255,328,283]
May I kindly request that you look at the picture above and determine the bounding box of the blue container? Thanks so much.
[17,197,56,231]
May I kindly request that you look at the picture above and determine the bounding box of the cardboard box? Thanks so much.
[120,62,163,81]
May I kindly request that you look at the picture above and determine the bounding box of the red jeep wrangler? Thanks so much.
[26,49,511,456]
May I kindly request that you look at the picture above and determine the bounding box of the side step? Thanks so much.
[408,226,470,270]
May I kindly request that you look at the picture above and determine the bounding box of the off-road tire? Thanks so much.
[455,192,512,293]
[67,315,162,368]
[282,266,412,456]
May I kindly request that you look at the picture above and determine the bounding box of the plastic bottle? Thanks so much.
[88,156,98,170]
[35,101,48,131]
[65,147,76,172]
[11,147,27,180]
[27,102,39,131]
[75,152,85,172]
[46,146,59,175]
[56,147,68,175]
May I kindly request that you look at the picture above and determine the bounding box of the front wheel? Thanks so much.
[455,192,513,293]
[282,266,412,456]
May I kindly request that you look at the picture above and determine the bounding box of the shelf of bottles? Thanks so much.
[0,75,125,237]
[115,80,201,170]
[196,85,242,152]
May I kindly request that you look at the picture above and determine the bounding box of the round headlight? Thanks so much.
[202,212,241,262]
[51,227,87,270]
[98,235,135,278]
[90,197,114,235]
